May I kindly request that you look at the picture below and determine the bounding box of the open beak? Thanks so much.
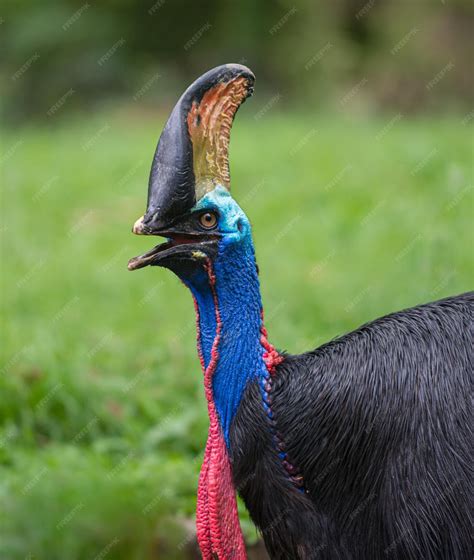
[127,239,174,271]
[127,217,218,271]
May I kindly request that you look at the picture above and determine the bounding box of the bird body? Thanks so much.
[232,292,473,559]
[128,64,473,559]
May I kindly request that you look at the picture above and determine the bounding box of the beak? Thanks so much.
[127,216,219,271]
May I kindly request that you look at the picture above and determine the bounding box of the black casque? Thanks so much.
[132,64,254,234]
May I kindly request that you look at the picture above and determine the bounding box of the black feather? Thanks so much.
[231,292,473,559]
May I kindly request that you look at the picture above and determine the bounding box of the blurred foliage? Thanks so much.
[1,1,473,558]
[1,108,473,558]
[2,0,473,122]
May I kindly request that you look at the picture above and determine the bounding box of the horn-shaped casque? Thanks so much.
[133,64,255,234]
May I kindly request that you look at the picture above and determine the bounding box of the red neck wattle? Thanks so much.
[260,321,284,374]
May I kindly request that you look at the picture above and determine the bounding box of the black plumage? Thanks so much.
[231,293,473,559]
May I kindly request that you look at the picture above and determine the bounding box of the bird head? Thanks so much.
[128,64,255,283]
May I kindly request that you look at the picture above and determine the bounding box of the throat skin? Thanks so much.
[188,235,270,446]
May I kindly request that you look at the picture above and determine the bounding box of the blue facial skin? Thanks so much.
[181,186,269,447]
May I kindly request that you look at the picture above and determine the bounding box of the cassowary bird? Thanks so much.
[127,65,473,559]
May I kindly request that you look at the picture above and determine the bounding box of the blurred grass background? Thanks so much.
[1,1,473,559]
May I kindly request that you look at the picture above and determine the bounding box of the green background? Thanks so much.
[1,1,473,559]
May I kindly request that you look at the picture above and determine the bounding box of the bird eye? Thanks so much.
[198,212,218,230]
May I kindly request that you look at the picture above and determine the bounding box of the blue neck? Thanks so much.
[187,237,268,447]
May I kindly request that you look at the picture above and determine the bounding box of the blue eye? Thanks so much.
[199,212,218,229]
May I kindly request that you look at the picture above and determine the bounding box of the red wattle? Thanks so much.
[260,316,284,375]
[197,415,247,559]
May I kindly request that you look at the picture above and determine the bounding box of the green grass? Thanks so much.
[1,108,472,559]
